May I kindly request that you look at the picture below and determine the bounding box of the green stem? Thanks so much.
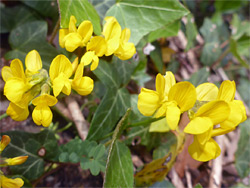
[0,113,8,120]
[99,116,165,141]
[57,122,73,133]
[49,19,60,44]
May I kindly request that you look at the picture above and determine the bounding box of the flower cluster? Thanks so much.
[137,71,247,161]
[59,15,136,71]
[2,50,93,127]
[0,135,28,188]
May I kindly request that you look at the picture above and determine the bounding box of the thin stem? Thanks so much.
[57,122,73,133]
[0,113,8,120]
[49,19,60,44]
[212,47,230,69]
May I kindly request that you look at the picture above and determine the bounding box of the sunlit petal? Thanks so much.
[217,80,236,102]
[196,83,218,101]
[166,104,181,130]
[184,117,213,135]
[25,50,42,75]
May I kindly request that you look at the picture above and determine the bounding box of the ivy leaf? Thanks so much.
[0,130,59,181]
[188,67,210,87]
[58,0,101,35]
[4,21,59,70]
[105,0,189,45]
[235,119,250,178]
[87,88,130,141]
[89,0,116,21]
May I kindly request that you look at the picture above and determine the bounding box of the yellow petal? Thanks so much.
[1,67,12,82]
[78,20,93,46]
[10,59,26,79]
[73,62,84,83]
[155,73,165,100]
[217,80,236,102]
[0,135,10,152]
[80,51,95,66]
[196,127,213,145]
[72,76,94,96]
[120,28,131,43]
[149,117,170,132]
[49,55,73,81]
[71,57,79,74]
[87,36,107,57]
[164,71,176,95]
[166,104,181,130]
[184,117,213,135]
[234,100,247,123]
[188,137,221,162]
[138,88,160,116]
[1,175,24,188]
[59,28,69,48]
[114,42,136,60]
[5,156,28,166]
[32,105,53,127]
[62,79,72,96]
[90,55,99,71]
[52,73,69,97]
[4,78,30,103]
[196,83,219,101]
[6,102,29,121]
[103,17,121,56]
[25,50,42,75]
[32,94,57,106]
[220,101,244,129]
[64,33,82,52]
[154,103,167,118]
[69,15,77,33]
[168,81,196,112]
[195,100,230,125]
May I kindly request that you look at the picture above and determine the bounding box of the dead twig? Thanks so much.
[185,166,193,188]
[209,135,226,188]
[65,96,89,140]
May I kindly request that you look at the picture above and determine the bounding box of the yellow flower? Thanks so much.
[138,72,196,131]
[184,100,230,161]
[2,59,30,104]
[49,55,73,97]
[0,174,24,188]
[80,36,107,71]
[196,81,246,129]
[25,50,42,76]
[32,94,58,127]
[114,28,136,60]
[71,63,94,95]
[4,156,28,166]
[102,16,121,56]
[59,15,93,52]
[0,136,10,153]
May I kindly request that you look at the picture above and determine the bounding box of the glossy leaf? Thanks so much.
[58,0,101,35]
[5,21,59,69]
[105,0,189,45]
[89,0,115,21]
[104,141,133,187]
[0,130,59,180]
[87,88,130,141]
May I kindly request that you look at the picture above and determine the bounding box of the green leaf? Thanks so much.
[194,183,203,188]
[150,180,175,188]
[238,78,250,108]
[1,130,59,180]
[231,14,250,40]
[230,38,248,67]
[104,141,134,187]
[58,0,101,35]
[105,0,189,45]
[188,67,210,87]
[93,60,120,89]
[215,0,243,13]
[147,21,181,43]
[150,42,164,74]
[201,42,221,66]
[5,21,59,70]
[87,88,130,141]
[235,119,250,178]
[0,5,40,33]
[153,132,177,159]
[200,18,219,43]
[186,14,198,51]
[21,0,58,19]
[89,0,116,21]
